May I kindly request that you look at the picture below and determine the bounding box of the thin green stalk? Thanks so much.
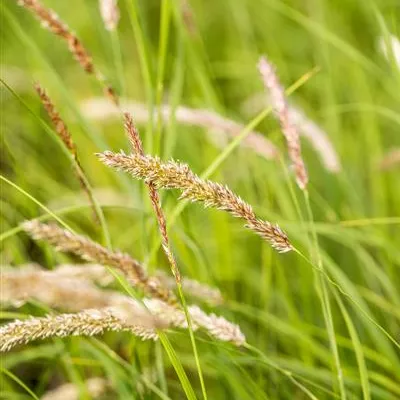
[75,165,112,248]
[176,281,208,400]
[110,29,126,98]
[0,79,111,248]
[154,0,171,155]
[158,332,197,400]
[0,175,74,232]
[124,0,155,152]
[1,368,39,400]
[303,190,347,400]
[244,344,319,400]
[333,291,371,400]
[293,248,400,350]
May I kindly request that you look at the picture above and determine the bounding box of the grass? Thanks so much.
[1,0,399,398]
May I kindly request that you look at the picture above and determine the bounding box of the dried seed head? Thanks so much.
[156,270,223,305]
[19,0,118,104]
[98,151,292,253]
[258,56,309,189]
[22,220,176,303]
[145,298,246,346]
[0,307,158,352]
[34,83,76,153]
[241,92,341,173]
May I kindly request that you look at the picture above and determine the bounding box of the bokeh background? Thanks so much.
[1,0,400,398]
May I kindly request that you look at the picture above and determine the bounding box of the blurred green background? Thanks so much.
[1,0,400,398]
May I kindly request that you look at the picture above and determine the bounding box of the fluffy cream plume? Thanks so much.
[52,263,114,285]
[0,267,162,324]
[145,299,245,346]
[0,266,244,347]
[379,148,400,170]
[22,220,176,304]
[2,263,223,305]
[99,0,120,31]
[0,307,158,352]
[241,92,341,172]
[258,56,308,189]
[42,378,108,400]
[1,268,114,310]
[81,98,278,160]
[18,0,118,104]
[98,151,292,253]
[156,270,223,305]
[379,34,400,70]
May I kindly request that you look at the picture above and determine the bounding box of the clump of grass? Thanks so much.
[98,151,292,253]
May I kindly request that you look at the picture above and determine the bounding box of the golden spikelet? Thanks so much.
[258,56,308,189]
[0,307,158,352]
[18,0,118,104]
[98,151,292,253]
[22,220,176,304]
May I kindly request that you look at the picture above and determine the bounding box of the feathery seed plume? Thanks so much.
[18,0,118,104]
[24,263,222,304]
[98,151,292,253]
[241,92,341,172]
[0,267,165,326]
[99,0,120,31]
[258,56,308,189]
[0,307,158,352]
[22,220,176,303]
[81,98,278,160]
[145,299,246,346]
[156,270,223,305]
